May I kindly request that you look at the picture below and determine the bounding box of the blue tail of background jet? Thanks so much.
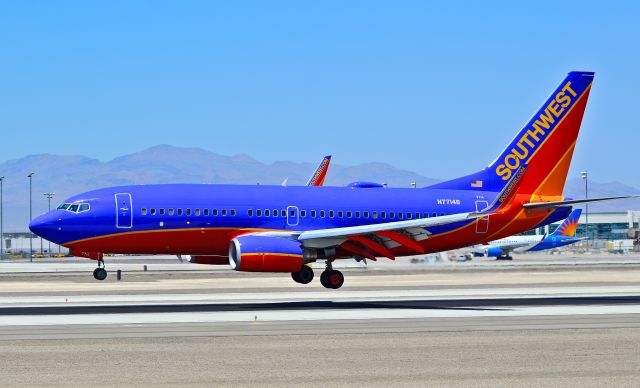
[550,209,582,237]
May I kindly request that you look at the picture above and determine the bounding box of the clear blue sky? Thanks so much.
[1,1,639,184]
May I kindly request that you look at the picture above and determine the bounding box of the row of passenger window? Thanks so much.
[141,208,237,217]
[141,207,444,220]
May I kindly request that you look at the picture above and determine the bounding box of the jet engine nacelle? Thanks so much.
[485,247,504,257]
[229,235,304,272]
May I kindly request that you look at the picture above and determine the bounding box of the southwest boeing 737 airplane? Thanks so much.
[29,71,633,289]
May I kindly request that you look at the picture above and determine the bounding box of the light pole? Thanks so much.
[43,193,55,257]
[28,173,34,262]
[0,176,4,260]
[581,171,589,247]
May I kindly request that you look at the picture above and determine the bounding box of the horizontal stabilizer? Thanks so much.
[523,195,640,210]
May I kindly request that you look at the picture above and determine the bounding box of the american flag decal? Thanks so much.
[471,180,483,188]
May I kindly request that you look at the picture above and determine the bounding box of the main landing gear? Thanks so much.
[496,255,513,261]
[290,261,345,289]
[92,259,107,280]
[291,265,314,284]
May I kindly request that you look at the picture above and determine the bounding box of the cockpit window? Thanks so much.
[68,204,79,212]
[57,203,71,210]
[78,204,90,212]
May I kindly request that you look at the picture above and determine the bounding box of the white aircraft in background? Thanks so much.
[470,209,584,260]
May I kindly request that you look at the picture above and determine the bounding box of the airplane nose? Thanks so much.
[29,213,61,243]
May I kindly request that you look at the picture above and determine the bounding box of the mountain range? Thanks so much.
[1,144,638,231]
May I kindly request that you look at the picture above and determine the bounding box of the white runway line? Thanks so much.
[2,304,640,326]
[1,285,640,307]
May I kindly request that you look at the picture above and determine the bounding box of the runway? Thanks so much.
[1,256,639,386]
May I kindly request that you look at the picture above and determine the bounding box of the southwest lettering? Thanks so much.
[494,80,580,181]
[512,143,529,159]
[562,81,577,97]
[527,128,544,142]
[505,154,519,169]
[533,109,555,130]
[519,133,535,148]
[556,92,570,107]
[547,100,563,117]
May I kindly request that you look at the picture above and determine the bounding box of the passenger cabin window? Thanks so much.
[150,208,156,215]
[203,209,209,216]
[398,213,403,220]
[222,209,227,216]
[159,208,165,216]
[186,209,192,216]
[265,209,271,217]
[406,213,412,219]
[320,210,325,218]
[177,209,183,216]
[389,212,395,219]
[372,212,378,219]
[169,208,175,216]
[301,210,307,217]
[310,210,316,218]
[141,208,148,216]
[338,211,343,218]
[355,211,360,218]
[257,210,262,216]
[248,209,253,217]
[231,209,236,216]
[281,210,286,217]
[415,212,420,219]
[195,209,201,216]
[272,209,277,217]
[432,212,437,218]
[381,212,386,219]
[423,212,429,218]
[329,210,335,218]
[346,211,352,218]
[364,211,369,218]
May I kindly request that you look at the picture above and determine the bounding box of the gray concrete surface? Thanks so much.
[0,255,639,387]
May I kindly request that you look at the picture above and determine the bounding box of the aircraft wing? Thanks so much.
[253,211,489,256]
[523,195,640,210]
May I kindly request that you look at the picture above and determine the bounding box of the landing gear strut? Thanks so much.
[93,259,107,280]
[496,255,513,261]
[291,265,314,284]
[320,261,344,289]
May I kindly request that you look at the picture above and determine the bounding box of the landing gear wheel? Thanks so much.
[93,267,107,281]
[320,269,344,289]
[291,265,314,284]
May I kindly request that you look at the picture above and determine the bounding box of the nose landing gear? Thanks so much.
[92,259,107,280]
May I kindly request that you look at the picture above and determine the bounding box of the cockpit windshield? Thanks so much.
[57,203,90,213]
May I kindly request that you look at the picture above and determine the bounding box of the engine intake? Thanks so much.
[229,235,304,272]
